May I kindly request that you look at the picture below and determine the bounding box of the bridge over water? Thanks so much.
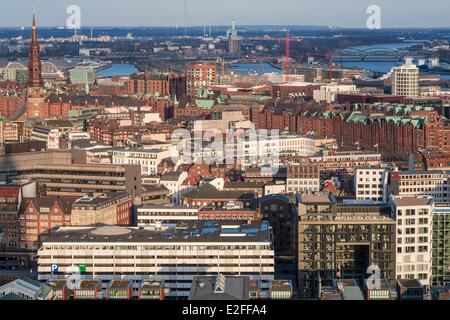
[336,47,419,62]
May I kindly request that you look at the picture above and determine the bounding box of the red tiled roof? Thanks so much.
[0,187,20,197]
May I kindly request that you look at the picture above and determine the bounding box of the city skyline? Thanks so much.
[1,0,450,305]
[1,0,450,29]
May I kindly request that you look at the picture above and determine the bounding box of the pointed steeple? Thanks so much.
[31,7,37,42]
[28,7,43,89]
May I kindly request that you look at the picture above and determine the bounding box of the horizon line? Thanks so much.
[1,24,450,31]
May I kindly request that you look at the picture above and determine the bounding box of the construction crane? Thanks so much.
[250,31,292,83]
[307,52,341,80]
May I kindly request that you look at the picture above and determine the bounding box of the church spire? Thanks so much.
[28,7,43,89]
[31,7,37,42]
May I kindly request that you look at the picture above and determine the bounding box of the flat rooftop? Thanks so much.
[73,192,129,207]
[300,193,334,204]
[41,221,272,244]
[397,279,423,288]
[392,197,433,207]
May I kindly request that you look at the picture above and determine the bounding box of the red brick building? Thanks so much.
[411,151,450,171]
[186,64,218,97]
[0,94,25,118]
[41,95,151,119]
[19,197,75,249]
[336,94,404,105]
[127,73,186,98]
[88,118,175,146]
[258,101,450,157]
[271,83,320,100]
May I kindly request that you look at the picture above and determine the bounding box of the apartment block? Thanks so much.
[390,197,433,288]
[355,168,389,203]
[432,202,450,286]
[111,148,173,176]
[186,64,217,97]
[297,193,396,298]
[389,170,450,202]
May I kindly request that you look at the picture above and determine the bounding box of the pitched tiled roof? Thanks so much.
[23,197,77,214]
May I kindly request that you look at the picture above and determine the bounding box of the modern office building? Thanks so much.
[137,205,200,226]
[355,168,389,203]
[138,204,259,226]
[431,202,450,286]
[258,195,296,260]
[389,170,450,202]
[297,193,396,298]
[37,221,275,298]
[111,147,173,176]
[313,84,358,103]
[390,197,433,288]
[391,62,419,98]
[23,163,142,198]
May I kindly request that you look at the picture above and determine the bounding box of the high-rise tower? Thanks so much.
[228,19,242,56]
[27,9,45,118]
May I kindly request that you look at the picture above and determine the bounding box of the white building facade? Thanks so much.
[37,223,275,298]
[391,197,433,288]
[137,205,200,226]
[112,148,173,176]
[355,168,390,203]
[391,62,419,98]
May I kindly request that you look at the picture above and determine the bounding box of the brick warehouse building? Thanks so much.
[258,102,450,157]
[0,94,25,118]
[127,72,186,99]
[88,118,175,146]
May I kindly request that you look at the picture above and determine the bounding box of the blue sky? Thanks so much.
[1,0,449,28]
